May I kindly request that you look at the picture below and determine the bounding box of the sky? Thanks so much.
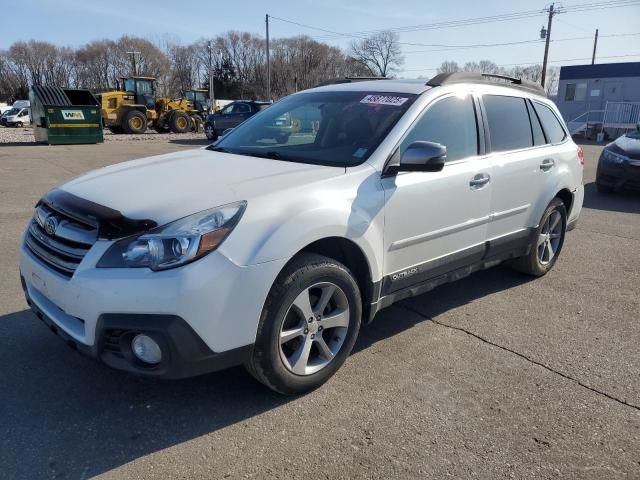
[2,0,639,78]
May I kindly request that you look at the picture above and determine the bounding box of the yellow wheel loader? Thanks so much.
[99,77,204,134]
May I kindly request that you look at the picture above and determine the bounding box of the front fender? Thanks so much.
[219,168,386,282]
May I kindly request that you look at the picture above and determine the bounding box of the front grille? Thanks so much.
[25,203,97,278]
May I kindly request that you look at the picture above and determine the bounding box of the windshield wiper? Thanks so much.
[252,151,284,160]
[207,145,229,153]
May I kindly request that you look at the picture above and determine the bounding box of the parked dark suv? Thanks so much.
[205,100,271,140]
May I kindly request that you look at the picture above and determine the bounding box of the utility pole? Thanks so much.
[127,51,140,76]
[208,41,215,111]
[266,14,271,102]
[541,3,559,87]
[591,29,599,65]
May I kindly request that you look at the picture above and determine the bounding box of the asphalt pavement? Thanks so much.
[0,137,638,479]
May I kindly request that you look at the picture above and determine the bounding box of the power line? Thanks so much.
[399,52,640,73]
[269,1,640,42]
[402,32,640,54]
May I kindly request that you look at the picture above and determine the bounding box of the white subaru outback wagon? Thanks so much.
[20,73,584,394]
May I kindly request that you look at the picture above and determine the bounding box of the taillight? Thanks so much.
[577,146,584,165]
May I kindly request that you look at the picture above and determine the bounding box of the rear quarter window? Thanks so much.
[483,95,533,152]
[534,102,567,144]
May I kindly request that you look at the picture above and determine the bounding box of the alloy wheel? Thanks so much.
[537,210,563,265]
[279,282,350,376]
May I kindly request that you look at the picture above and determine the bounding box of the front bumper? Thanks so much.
[597,156,640,191]
[22,277,251,378]
[19,237,287,378]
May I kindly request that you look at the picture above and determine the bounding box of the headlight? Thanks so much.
[602,149,628,165]
[97,201,246,270]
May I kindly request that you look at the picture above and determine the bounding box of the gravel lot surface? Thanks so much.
[0,136,638,479]
[0,125,206,144]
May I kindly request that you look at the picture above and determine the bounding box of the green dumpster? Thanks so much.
[29,86,103,145]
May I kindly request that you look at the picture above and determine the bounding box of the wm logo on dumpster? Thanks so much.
[61,110,85,121]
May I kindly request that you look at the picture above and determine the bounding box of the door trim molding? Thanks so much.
[378,227,535,304]
[388,204,530,252]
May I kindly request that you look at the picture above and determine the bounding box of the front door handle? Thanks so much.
[540,158,555,171]
[470,173,491,190]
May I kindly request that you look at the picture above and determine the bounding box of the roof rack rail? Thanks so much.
[426,72,546,96]
[314,76,388,88]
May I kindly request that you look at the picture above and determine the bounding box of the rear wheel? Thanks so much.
[205,123,217,141]
[169,111,191,133]
[122,110,147,134]
[247,253,362,395]
[512,198,567,277]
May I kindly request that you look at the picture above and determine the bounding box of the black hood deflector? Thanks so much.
[40,188,158,240]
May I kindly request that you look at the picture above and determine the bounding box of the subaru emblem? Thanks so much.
[44,216,59,236]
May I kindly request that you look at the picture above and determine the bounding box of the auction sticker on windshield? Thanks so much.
[360,95,409,106]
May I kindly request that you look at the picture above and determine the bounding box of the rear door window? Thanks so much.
[483,95,533,152]
[534,102,567,144]
[401,94,478,162]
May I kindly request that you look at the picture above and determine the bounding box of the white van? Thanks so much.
[4,107,31,127]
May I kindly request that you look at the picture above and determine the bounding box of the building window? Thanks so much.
[565,82,587,101]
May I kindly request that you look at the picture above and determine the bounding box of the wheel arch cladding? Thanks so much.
[555,188,573,216]
[297,237,375,309]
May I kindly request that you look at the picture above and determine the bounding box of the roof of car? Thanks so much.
[308,79,432,95]
[306,73,547,98]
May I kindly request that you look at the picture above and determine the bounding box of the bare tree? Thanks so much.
[349,31,404,77]
[437,61,460,74]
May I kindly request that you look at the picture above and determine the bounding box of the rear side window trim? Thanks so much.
[525,99,548,145]
[532,100,569,145]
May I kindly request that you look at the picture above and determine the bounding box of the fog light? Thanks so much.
[131,334,162,364]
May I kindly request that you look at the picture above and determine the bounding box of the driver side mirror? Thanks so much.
[387,141,447,175]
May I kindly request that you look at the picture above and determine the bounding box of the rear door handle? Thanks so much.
[540,158,555,171]
[469,173,491,190]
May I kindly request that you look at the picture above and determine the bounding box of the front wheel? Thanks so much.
[247,253,362,395]
[512,198,567,277]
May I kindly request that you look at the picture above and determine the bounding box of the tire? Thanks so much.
[190,114,203,133]
[169,111,191,133]
[122,110,147,134]
[247,253,362,395]
[204,123,218,141]
[512,198,567,277]
[16,122,23,128]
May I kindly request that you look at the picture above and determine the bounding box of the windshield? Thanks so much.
[625,128,640,140]
[6,108,19,115]
[209,91,418,167]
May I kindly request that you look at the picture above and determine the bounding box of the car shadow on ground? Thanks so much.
[0,266,531,479]
[354,265,531,354]
[582,182,640,214]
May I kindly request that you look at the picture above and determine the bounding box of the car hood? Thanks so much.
[609,134,640,159]
[58,148,344,225]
